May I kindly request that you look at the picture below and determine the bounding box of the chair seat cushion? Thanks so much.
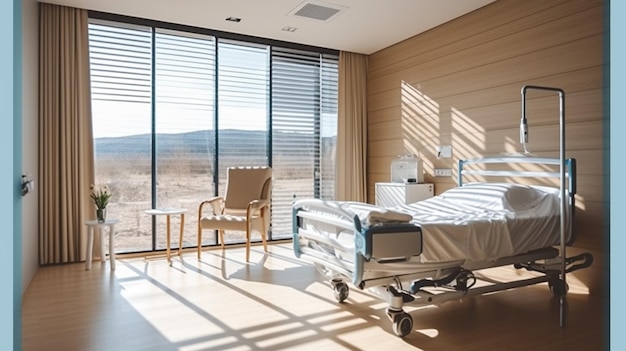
[201,215,250,231]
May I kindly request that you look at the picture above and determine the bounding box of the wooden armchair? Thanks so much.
[197,166,272,262]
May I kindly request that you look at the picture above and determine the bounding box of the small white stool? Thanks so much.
[85,219,119,270]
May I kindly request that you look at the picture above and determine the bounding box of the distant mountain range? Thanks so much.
[95,129,336,158]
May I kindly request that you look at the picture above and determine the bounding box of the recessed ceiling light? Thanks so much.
[225,17,241,23]
[282,26,297,32]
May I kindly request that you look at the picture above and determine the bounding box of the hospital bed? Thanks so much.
[291,156,593,336]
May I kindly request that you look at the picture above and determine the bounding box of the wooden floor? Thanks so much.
[22,243,606,351]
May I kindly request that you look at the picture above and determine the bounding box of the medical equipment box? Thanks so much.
[391,155,424,183]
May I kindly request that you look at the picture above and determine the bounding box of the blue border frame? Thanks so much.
[1,0,22,349]
[0,1,617,349]
[610,0,623,349]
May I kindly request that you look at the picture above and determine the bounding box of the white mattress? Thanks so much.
[296,182,569,263]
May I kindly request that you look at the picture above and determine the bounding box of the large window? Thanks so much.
[88,16,338,254]
[271,47,338,238]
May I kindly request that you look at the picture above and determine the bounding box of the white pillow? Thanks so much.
[439,182,553,212]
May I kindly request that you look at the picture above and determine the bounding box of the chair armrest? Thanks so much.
[246,199,270,219]
[248,199,269,210]
[199,196,224,216]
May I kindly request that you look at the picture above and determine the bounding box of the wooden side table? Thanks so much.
[145,208,188,264]
[85,219,119,270]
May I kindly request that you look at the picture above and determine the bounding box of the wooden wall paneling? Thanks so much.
[368,106,400,124]
[369,27,602,102]
[380,70,603,123]
[572,224,605,253]
[368,139,405,158]
[369,122,604,180]
[368,120,404,142]
[452,120,604,154]
[566,121,604,151]
[389,28,600,97]
[368,1,601,88]
[367,87,402,112]
[568,150,604,178]
[394,37,601,103]
[574,209,605,246]
[366,0,606,270]
[368,0,600,79]
[448,87,604,132]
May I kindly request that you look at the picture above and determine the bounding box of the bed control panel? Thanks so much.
[356,224,423,261]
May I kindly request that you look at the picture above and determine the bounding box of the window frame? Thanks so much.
[88,11,339,254]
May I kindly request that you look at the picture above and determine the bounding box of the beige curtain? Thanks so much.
[39,3,95,264]
[335,51,368,202]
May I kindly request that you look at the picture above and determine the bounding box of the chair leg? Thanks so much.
[261,212,268,253]
[219,230,225,250]
[197,227,202,260]
[261,229,268,253]
[245,225,251,262]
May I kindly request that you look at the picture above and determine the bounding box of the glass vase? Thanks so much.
[96,208,107,223]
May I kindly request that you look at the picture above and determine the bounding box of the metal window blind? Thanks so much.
[88,17,338,250]
[271,47,338,236]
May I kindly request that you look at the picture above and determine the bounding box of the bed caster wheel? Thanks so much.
[333,281,349,303]
[391,312,413,337]
[548,278,569,297]
[331,278,349,303]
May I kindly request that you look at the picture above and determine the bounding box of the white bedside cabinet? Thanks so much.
[375,182,434,207]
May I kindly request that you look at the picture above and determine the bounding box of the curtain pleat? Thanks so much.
[38,3,95,264]
[335,51,368,202]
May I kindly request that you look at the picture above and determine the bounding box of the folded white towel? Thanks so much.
[293,198,413,227]
[342,202,413,226]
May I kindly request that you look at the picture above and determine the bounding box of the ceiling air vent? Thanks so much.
[289,1,347,22]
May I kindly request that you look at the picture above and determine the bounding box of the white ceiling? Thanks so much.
[42,0,497,54]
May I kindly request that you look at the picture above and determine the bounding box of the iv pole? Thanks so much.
[520,84,567,327]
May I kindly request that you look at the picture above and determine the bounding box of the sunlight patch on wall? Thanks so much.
[400,81,440,159]
[450,106,485,162]
[502,135,523,156]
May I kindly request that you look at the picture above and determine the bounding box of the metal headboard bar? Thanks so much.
[458,156,577,196]
[461,170,561,178]
[460,156,561,165]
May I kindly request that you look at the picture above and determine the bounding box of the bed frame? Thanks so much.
[292,156,593,337]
